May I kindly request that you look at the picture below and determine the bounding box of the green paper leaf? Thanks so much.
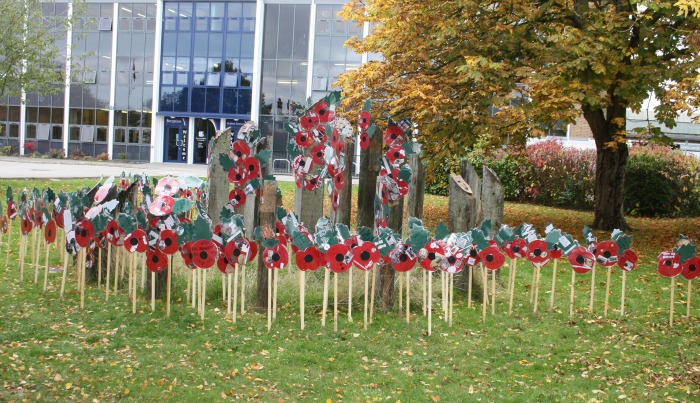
[375,227,400,257]
[276,206,287,222]
[220,204,235,225]
[90,214,109,233]
[408,216,424,229]
[495,225,516,245]
[402,141,417,156]
[406,223,429,251]
[172,199,195,215]
[615,233,632,254]
[219,154,236,172]
[583,225,596,245]
[177,221,193,246]
[44,188,56,204]
[314,217,339,252]
[152,177,158,187]
[287,141,302,159]
[253,226,265,243]
[255,149,272,166]
[399,165,412,182]
[6,186,13,202]
[470,228,490,251]
[141,185,152,199]
[367,124,377,139]
[675,243,697,263]
[363,99,371,112]
[517,223,537,243]
[57,191,67,209]
[263,238,279,249]
[117,213,137,234]
[545,229,562,250]
[358,226,374,242]
[283,122,297,136]
[192,215,213,241]
[557,233,579,256]
[435,221,449,240]
[284,212,300,236]
[136,209,148,230]
[481,220,492,238]
[335,223,352,241]
[291,230,314,250]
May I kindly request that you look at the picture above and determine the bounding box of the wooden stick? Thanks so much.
[223,272,227,305]
[399,270,404,320]
[226,272,232,315]
[569,269,576,320]
[589,262,597,311]
[151,271,156,312]
[166,256,172,318]
[604,266,612,319]
[105,244,111,301]
[441,270,446,314]
[97,245,102,290]
[443,270,448,322]
[186,266,191,303]
[428,270,433,336]
[406,270,411,325]
[60,248,68,299]
[272,269,278,321]
[33,230,41,283]
[620,270,627,317]
[4,219,11,268]
[333,271,338,332]
[201,268,207,321]
[363,269,369,331]
[114,247,121,297]
[687,279,692,319]
[491,268,496,315]
[80,249,86,309]
[529,264,536,307]
[370,265,376,324]
[348,267,353,322]
[509,259,517,315]
[422,268,427,316]
[448,272,454,327]
[468,265,473,308]
[20,234,26,282]
[141,253,146,290]
[322,268,330,327]
[240,264,246,315]
[482,264,487,323]
[506,258,513,296]
[533,264,541,318]
[191,268,197,309]
[267,267,272,332]
[300,269,305,330]
[232,264,239,323]
[43,238,50,292]
[549,259,558,311]
[670,276,676,328]
[131,253,137,314]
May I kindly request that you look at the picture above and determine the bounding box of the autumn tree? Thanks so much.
[339,0,700,230]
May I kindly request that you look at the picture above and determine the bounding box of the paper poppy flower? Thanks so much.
[75,219,95,248]
[313,125,328,143]
[191,239,219,269]
[384,126,403,146]
[527,240,550,266]
[440,247,466,273]
[549,245,563,260]
[263,243,289,270]
[146,248,168,273]
[344,235,360,251]
[229,189,246,208]
[104,220,123,246]
[231,140,251,162]
[326,243,352,273]
[657,251,682,278]
[304,176,321,191]
[480,245,506,270]
[568,246,595,274]
[315,101,334,122]
[330,128,340,147]
[292,155,313,177]
[212,225,224,248]
[333,172,345,190]
[217,253,233,274]
[503,238,528,259]
[333,138,345,156]
[124,229,148,254]
[120,178,129,191]
[1,216,7,235]
[681,256,700,280]
[44,219,57,244]
[617,249,638,272]
[359,131,370,149]
[386,145,406,164]
[464,245,481,267]
[352,241,380,271]
[21,215,33,236]
[396,178,409,197]
[180,188,193,199]
[242,156,261,179]
[595,240,619,267]
[150,195,175,216]
[300,112,320,131]
[225,237,256,265]
[420,241,446,271]
[94,184,112,204]
[296,246,325,271]
[390,243,417,272]
[54,209,64,228]
[227,165,248,186]
[7,200,17,220]
[311,144,326,165]
[180,242,196,269]
[158,229,179,255]
[358,111,371,131]
[155,177,180,197]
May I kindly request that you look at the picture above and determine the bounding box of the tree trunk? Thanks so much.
[375,197,404,309]
[357,132,382,229]
[256,180,278,310]
[583,105,630,231]
[332,138,355,226]
[206,128,232,228]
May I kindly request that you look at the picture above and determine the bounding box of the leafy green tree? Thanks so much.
[339,0,700,230]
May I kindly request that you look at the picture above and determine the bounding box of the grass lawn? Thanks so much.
[1,177,700,401]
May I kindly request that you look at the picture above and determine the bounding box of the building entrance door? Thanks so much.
[164,117,189,163]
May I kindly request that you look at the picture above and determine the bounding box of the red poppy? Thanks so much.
[396,178,409,197]
[7,200,17,220]
[94,184,112,204]
[617,249,638,272]
[155,177,180,196]
[263,243,289,270]
[333,172,345,190]
[351,241,380,271]
[386,145,406,164]
[657,251,682,278]
[314,101,334,123]
[311,144,326,165]
[217,253,233,274]
[326,243,352,273]
[358,111,371,131]
[359,131,370,149]
[227,165,248,186]
[229,189,246,208]
[549,246,563,260]
[440,246,465,273]
[231,140,251,162]
[594,240,619,268]
[420,241,446,271]
[124,229,148,254]
[313,125,328,143]
[212,225,224,248]
[527,240,550,266]
[568,246,595,274]
[300,112,320,131]
[158,229,179,255]
[464,245,481,267]
[384,126,403,146]
[296,246,325,271]
[104,220,123,246]
[75,219,95,248]
[503,238,528,259]
[330,190,340,211]
[44,219,57,244]
[191,239,219,269]
[21,214,33,236]
[480,245,506,270]
[225,237,256,265]
[242,156,261,178]
[120,178,129,191]
[146,248,168,273]
[150,195,175,216]
[54,209,64,228]
[180,242,196,269]
[681,256,700,280]
[390,243,417,272]
[333,138,344,156]
[304,176,321,191]
[1,216,7,234]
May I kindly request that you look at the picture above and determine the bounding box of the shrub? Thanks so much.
[1,145,16,156]
[118,152,128,160]
[24,141,37,154]
[95,152,109,161]
[48,148,65,159]
[70,148,85,160]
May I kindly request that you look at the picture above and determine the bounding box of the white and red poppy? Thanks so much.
[103,220,123,246]
[681,256,700,280]
[229,189,246,208]
[464,245,481,267]
[158,229,179,255]
[0,216,7,234]
[227,165,248,186]
[352,242,380,271]
[333,172,345,190]
[326,243,352,273]
[440,246,465,273]
[384,126,403,146]
[75,219,95,248]
[503,238,528,259]
[296,246,325,271]
[359,131,370,149]
[191,239,219,269]
[7,200,18,220]
[120,177,130,191]
[124,229,148,254]
[225,237,257,265]
[314,125,328,143]
[420,241,446,271]
[146,248,168,273]
[21,214,33,236]
[263,243,289,270]
[217,253,233,274]
[386,145,406,164]
[617,249,638,272]
[568,246,595,274]
[304,176,322,191]
[358,111,371,131]
[314,101,334,123]
[657,251,682,278]
[390,243,417,272]
[311,144,326,165]
[527,239,550,266]
[242,156,261,179]
[480,245,506,270]
[180,242,196,269]
[150,195,175,216]
[53,209,64,228]
[155,177,180,196]
[44,219,57,244]
[300,112,320,131]
[231,140,251,162]
[595,240,619,268]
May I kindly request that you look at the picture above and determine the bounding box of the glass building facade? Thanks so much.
[0,0,367,168]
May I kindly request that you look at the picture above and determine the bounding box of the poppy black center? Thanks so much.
[164,238,172,246]
[236,174,242,180]
[152,255,159,263]
[513,246,520,253]
[690,264,697,272]
[447,256,456,264]
[48,230,52,237]
[533,248,542,257]
[272,253,280,262]
[233,249,241,256]
[486,255,494,262]
[361,251,371,260]
[470,250,478,257]
[399,254,408,262]
[300,135,307,142]
[665,260,672,266]
[109,227,115,235]
[248,164,255,171]
[199,251,208,259]
[604,251,611,258]
[576,255,585,264]
[335,253,344,262]
[130,238,138,246]
[428,252,436,260]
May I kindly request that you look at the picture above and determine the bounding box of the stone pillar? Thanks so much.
[331,138,354,226]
